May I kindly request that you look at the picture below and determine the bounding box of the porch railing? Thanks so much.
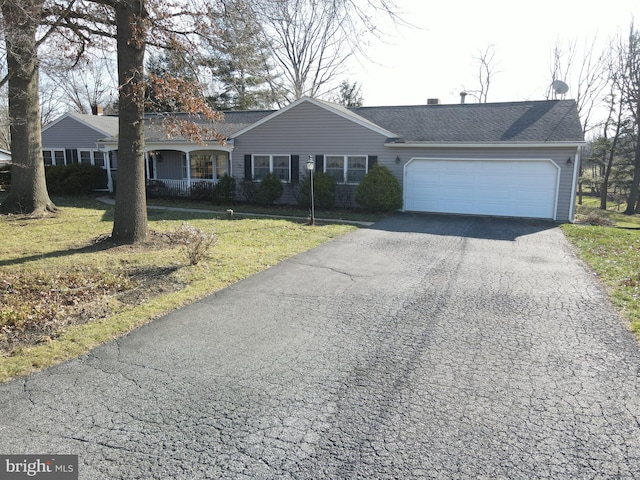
[146,178,217,198]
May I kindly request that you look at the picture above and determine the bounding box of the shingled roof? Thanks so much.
[350,100,584,144]
[97,98,583,145]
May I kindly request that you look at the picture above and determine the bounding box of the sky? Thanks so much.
[347,0,640,107]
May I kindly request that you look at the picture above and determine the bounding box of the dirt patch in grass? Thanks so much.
[0,232,185,357]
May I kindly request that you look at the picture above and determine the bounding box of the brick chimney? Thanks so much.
[91,104,104,116]
[427,98,440,105]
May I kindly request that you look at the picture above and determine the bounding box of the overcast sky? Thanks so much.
[346,0,640,107]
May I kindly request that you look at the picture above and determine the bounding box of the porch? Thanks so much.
[146,178,218,197]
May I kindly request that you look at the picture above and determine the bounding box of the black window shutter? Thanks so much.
[367,155,378,171]
[291,155,299,183]
[315,155,324,173]
[244,154,252,180]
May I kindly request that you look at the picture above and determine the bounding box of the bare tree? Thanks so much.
[597,92,627,210]
[459,44,499,104]
[474,44,498,103]
[42,54,117,114]
[0,0,221,241]
[249,0,403,103]
[0,0,57,215]
[547,37,608,134]
[618,24,640,214]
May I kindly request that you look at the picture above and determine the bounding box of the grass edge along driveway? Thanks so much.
[562,197,640,337]
[0,197,357,382]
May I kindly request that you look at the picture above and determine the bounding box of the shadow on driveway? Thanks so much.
[370,212,558,241]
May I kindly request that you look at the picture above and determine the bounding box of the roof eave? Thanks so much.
[231,97,398,139]
[385,141,586,148]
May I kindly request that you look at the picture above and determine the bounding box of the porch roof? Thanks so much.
[99,110,274,144]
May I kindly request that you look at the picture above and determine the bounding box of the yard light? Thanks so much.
[307,155,315,225]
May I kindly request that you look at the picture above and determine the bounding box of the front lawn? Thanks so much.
[563,197,640,337]
[0,197,357,382]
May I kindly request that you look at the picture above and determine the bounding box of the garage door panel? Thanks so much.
[405,159,558,219]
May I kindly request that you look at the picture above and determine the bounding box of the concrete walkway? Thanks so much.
[1,214,639,479]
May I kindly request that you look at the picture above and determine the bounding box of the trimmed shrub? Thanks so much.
[356,164,402,212]
[189,181,215,201]
[256,172,283,205]
[45,164,104,195]
[213,174,236,204]
[146,179,170,198]
[239,179,257,203]
[297,171,336,209]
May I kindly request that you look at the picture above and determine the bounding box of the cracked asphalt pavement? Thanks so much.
[1,214,640,479]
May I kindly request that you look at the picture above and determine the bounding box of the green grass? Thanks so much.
[565,196,640,337]
[142,196,385,223]
[0,196,357,382]
[575,196,640,228]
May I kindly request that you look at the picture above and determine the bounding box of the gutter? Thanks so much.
[385,142,586,149]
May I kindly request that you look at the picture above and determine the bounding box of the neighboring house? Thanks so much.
[0,149,11,165]
[41,112,119,191]
[47,97,585,221]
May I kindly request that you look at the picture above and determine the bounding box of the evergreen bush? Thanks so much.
[297,171,336,209]
[213,174,236,204]
[255,172,283,205]
[355,164,402,212]
[45,164,104,195]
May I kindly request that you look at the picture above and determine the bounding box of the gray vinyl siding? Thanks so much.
[232,101,578,219]
[232,101,389,205]
[155,151,184,179]
[386,146,578,222]
[42,117,108,149]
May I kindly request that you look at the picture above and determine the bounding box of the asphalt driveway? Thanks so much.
[1,213,640,479]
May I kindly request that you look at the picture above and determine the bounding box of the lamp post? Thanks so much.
[306,155,315,225]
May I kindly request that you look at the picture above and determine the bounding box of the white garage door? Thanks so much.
[404,159,559,219]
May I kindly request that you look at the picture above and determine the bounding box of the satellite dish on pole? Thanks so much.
[551,80,569,97]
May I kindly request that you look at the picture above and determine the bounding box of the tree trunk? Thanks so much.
[0,0,56,215]
[111,0,148,243]
[625,138,640,215]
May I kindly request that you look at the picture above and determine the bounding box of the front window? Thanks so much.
[252,155,290,182]
[347,156,367,183]
[94,151,106,167]
[190,154,214,179]
[79,151,92,165]
[272,155,290,181]
[42,149,66,166]
[215,153,228,179]
[325,155,368,183]
[325,156,344,182]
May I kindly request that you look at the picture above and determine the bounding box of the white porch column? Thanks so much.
[186,151,192,190]
[152,153,157,180]
[105,150,114,193]
[144,151,150,180]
